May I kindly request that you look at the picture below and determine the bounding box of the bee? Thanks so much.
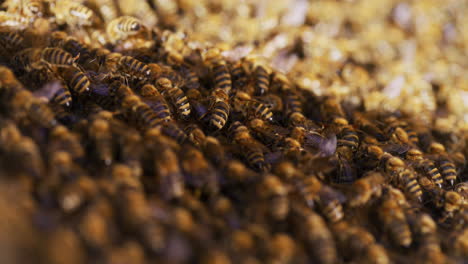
[398,168,423,202]
[111,163,142,191]
[77,202,112,250]
[106,16,144,44]
[118,55,151,80]
[163,51,200,90]
[349,171,385,207]
[41,47,78,67]
[454,182,468,200]
[233,91,274,121]
[290,205,337,264]
[50,81,72,107]
[203,136,227,166]
[138,84,172,123]
[409,213,446,264]
[58,175,98,213]
[266,233,296,264]
[382,116,419,145]
[59,66,91,95]
[258,175,289,220]
[22,95,58,128]
[257,93,284,113]
[427,143,459,186]
[321,97,346,124]
[186,88,209,121]
[453,228,468,257]
[154,146,184,200]
[122,95,162,129]
[49,125,85,160]
[49,31,90,59]
[295,175,344,222]
[377,191,412,247]
[0,30,25,53]
[207,88,230,131]
[180,146,219,195]
[0,11,29,30]
[161,122,188,144]
[203,48,232,94]
[184,124,206,148]
[88,117,113,165]
[224,160,257,183]
[332,221,388,263]
[230,60,249,91]
[3,135,44,178]
[248,118,287,146]
[155,77,191,120]
[253,63,271,96]
[406,148,443,187]
[230,121,270,171]
[284,90,306,126]
[50,0,94,27]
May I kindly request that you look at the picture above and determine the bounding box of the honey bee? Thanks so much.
[15,91,58,128]
[111,163,142,191]
[258,175,289,220]
[284,90,306,126]
[203,136,227,166]
[50,0,95,28]
[122,95,166,130]
[349,171,385,207]
[409,213,446,264]
[49,31,90,59]
[248,118,287,147]
[453,227,468,258]
[230,60,249,91]
[117,55,151,80]
[58,175,98,213]
[184,124,206,148]
[295,175,344,222]
[257,94,284,113]
[290,205,337,264]
[0,30,25,53]
[155,77,191,120]
[406,148,443,187]
[77,203,112,250]
[454,182,468,200]
[332,221,389,264]
[163,51,200,91]
[382,116,419,145]
[49,125,85,159]
[154,146,185,200]
[161,122,188,144]
[230,121,270,172]
[186,88,209,121]
[41,47,79,67]
[51,81,72,107]
[266,233,296,264]
[180,146,219,195]
[106,16,144,44]
[377,190,412,247]
[207,88,230,131]
[203,48,232,94]
[321,97,346,124]
[88,117,113,165]
[427,143,460,186]
[253,64,271,96]
[138,83,172,122]
[233,91,274,121]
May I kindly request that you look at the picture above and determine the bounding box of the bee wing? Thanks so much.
[304,132,336,157]
[32,80,63,100]
[382,143,410,156]
[320,185,347,204]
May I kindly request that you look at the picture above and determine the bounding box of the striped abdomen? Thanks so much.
[421,160,443,187]
[41,48,75,66]
[167,86,190,119]
[52,84,72,107]
[244,145,268,172]
[254,65,270,95]
[337,126,359,150]
[399,169,422,201]
[0,31,24,51]
[209,100,230,130]
[119,56,150,79]
[63,66,90,94]
[438,158,457,186]
[161,123,187,144]
[212,61,232,93]
[245,100,273,121]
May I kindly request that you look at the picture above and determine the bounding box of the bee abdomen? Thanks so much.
[438,160,457,185]
[168,87,190,119]
[161,123,187,144]
[254,65,270,95]
[209,101,230,130]
[322,200,344,223]
[389,221,412,247]
[66,67,91,94]
[52,85,72,107]
[41,48,74,66]
[212,63,231,92]
[119,56,150,79]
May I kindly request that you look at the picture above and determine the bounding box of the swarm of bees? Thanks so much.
[0,0,467,264]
